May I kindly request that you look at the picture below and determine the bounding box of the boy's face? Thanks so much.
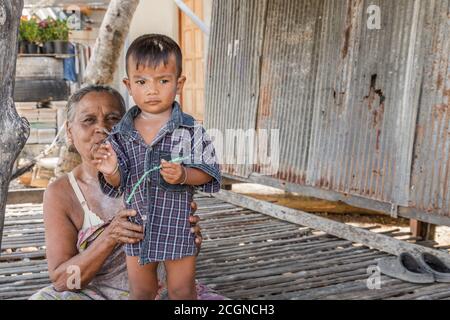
[123,54,185,115]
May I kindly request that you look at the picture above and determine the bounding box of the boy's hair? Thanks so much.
[126,34,183,77]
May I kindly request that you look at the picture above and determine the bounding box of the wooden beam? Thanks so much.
[212,190,450,264]
[6,189,44,205]
[222,177,242,186]
[410,220,436,241]
[222,173,450,227]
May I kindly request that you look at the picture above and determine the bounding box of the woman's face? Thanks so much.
[67,91,124,163]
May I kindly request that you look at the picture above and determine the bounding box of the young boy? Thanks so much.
[92,34,221,300]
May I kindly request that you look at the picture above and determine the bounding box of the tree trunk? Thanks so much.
[0,0,30,249]
[84,0,140,84]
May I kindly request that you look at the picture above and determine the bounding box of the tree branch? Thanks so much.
[84,0,140,84]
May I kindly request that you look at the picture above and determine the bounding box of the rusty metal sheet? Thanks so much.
[410,0,450,216]
[306,0,427,207]
[205,0,267,178]
[205,0,450,220]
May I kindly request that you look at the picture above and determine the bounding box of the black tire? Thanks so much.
[14,79,70,102]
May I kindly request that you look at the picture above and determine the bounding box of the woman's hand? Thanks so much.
[189,201,203,255]
[102,209,144,245]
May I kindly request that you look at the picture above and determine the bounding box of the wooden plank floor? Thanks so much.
[1,194,450,300]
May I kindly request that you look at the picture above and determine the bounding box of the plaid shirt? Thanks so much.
[99,102,221,263]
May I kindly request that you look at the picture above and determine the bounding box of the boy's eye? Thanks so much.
[136,80,145,85]
[160,79,169,84]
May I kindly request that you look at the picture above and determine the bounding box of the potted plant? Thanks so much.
[38,18,56,54]
[18,17,28,54]
[20,18,40,54]
[52,19,70,54]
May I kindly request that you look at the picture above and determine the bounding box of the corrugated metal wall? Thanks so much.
[206,0,267,177]
[409,0,450,216]
[205,0,450,221]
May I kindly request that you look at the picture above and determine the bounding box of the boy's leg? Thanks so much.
[164,255,197,300]
[126,256,159,300]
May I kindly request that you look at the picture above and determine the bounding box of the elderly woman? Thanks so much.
[30,85,223,300]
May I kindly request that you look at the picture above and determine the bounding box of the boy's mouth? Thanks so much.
[145,100,161,105]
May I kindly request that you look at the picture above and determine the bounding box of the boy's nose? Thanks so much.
[145,81,158,95]
[146,86,158,95]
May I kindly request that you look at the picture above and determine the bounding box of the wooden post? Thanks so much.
[0,0,29,249]
[221,177,242,190]
[410,219,436,241]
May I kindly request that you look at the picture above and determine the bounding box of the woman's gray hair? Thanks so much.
[66,84,126,122]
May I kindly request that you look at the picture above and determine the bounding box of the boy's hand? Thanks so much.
[160,159,186,185]
[91,141,118,175]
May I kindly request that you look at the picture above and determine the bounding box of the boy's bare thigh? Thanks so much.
[126,256,159,300]
[164,255,197,300]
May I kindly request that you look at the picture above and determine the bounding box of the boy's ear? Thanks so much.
[122,78,132,94]
[176,76,186,95]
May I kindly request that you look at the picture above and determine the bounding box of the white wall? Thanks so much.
[203,0,212,57]
[128,0,179,41]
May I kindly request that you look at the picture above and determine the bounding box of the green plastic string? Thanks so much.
[125,156,190,204]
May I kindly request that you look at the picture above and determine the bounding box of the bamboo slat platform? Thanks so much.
[1,194,450,300]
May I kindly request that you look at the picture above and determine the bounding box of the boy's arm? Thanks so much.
[93,137,129,198]
[183,167,213,185]
[92,141,121,187]
[103,166,121,187]
[184,163,221,193]
[160,162,213,186]
[160,125,221,192]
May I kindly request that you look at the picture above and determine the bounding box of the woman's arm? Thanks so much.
[44,180,202,292]
[43,181,142,292]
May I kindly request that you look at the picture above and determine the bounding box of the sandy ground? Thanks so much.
[231,183,450,247]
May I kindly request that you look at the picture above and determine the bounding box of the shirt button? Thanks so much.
[142,215,147,221]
